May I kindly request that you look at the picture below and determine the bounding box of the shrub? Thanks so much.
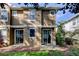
[29,51,48,56]
[48,50,64,56]
[56,25,65,46]
[0,53,8,56]
[67,48,79,56]
[65,38,73,45]
[1,48,79,56]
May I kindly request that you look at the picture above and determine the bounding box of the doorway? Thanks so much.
[42,29,51,45]
[14,29,24,44]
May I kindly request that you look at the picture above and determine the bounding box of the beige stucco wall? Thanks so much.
[24,26,41,48]
[0,4,11,46]
[11,9,56,48]
[11,9,42,47]
[42,10,55,27]
[12,9,41,26]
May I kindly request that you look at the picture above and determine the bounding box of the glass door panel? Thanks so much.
[42,29,51,45]
[15,29,23,44]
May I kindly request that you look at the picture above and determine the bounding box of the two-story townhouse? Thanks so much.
[0,4,60,49]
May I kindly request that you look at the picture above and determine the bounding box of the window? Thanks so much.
[0,29,7,43]
[29,9,36,20]
[63,25,65,28]
[50,10,56,15]
[0,9,8,21]
[12,11,17,16]
[77,19,79,24]
[15,29,23,43]
[29,28,35,37]
[73,21,76,25]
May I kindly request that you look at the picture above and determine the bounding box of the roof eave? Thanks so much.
[11,7,61,10]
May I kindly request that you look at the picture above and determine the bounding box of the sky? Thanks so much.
[56,9,75,24]
[9,3,75,24]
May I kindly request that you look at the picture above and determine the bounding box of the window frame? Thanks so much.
[12,11,17,16]
[14,29,24,44]
[72,20,76,25]
[0,9,8,22]
[0,29,7,43]
[50,10,56,15]
[77,19,79,24]
[29,28,36,37]
[29,9,36,21]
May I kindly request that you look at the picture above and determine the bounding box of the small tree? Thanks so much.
[56,24,65,46]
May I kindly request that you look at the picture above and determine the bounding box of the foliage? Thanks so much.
[67,48,79,56]
[60,3,79,14]
[0,51,64,56]
[0,3,49,9]
[0,3,5,8]
[30,3,39,8]
[48,50,64,56]
[1,48,79,56]
[65,29,79,45]
[65,38,73,45]
[0,51,48,56]
[18,3,48,8]
[56,24,65,46]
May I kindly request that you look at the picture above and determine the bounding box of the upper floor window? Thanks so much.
[77,19,79,24]
[73,21,76,25]
[12,11,17,16]
[63,25,65,29]
[0,9,8,21]
[29,9,36,20]
[50,10,56,15]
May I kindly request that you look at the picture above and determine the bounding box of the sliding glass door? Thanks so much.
[15,29,23,44]
[42,29,51,45]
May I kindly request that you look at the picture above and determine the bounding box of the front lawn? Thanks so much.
[0,47,79,56]
[0,51,49,56]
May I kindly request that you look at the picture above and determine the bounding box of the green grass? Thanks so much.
[0,51,64,56]
[48,50,64,56]
[0,51,49,56]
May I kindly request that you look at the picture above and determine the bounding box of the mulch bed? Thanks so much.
[0,46,40,53]
[0,45,71,53]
